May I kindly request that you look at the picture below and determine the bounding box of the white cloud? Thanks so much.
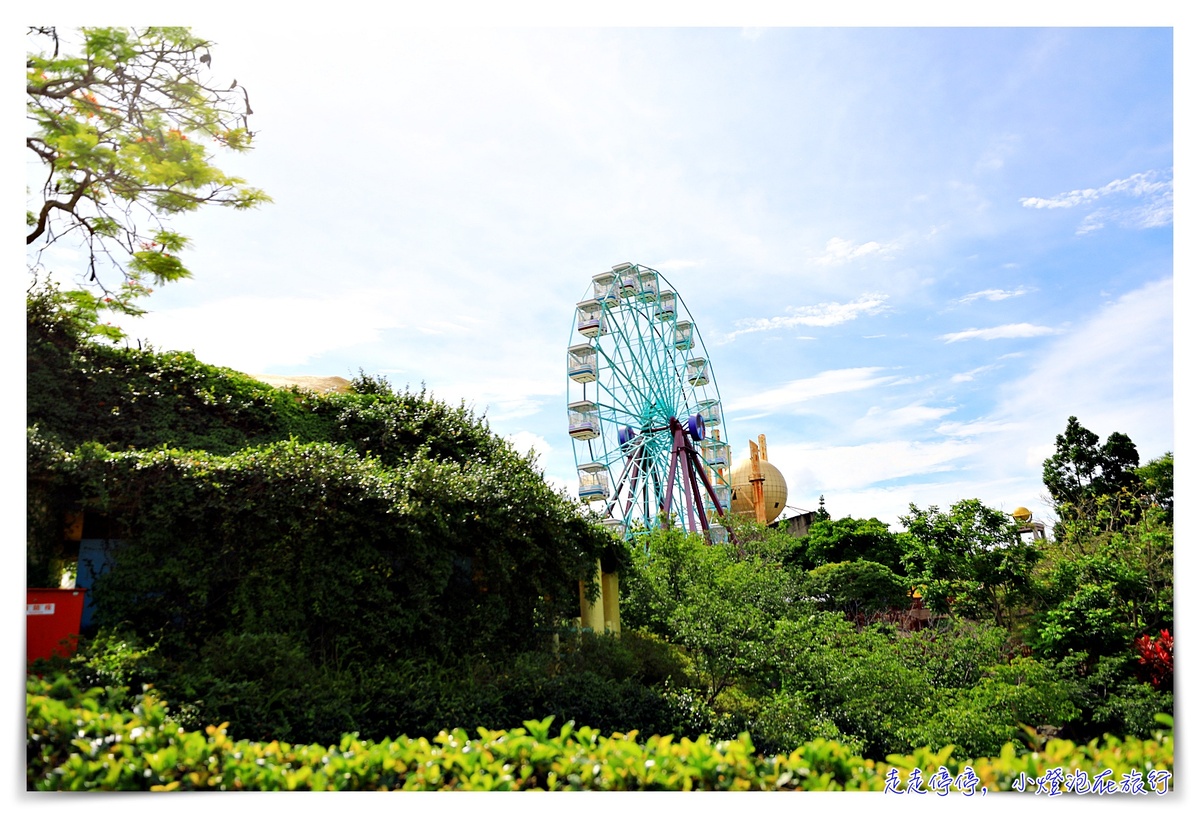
[936,419,1022,437]
[855,402,956,433]
[1020,169,1172,210]
[507,430,553,464]
[1075,197,1175,236]
[950,364,999,383]
[812,237,898,266]
[726,367,898,414]
[771,438,980,496]
[939,323,1058,343]
[996,278,1173,448]
[428,374,563,422]
[1020,169,1174,235]
[725,294,889,341]
[956,287,1030,304]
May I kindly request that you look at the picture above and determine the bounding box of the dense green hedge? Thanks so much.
[27,284,635,743]
[29,428,606,660]
[27,677,1174,792]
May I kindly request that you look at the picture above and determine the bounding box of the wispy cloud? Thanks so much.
[725,294,889,341]
[812,237,898,266]
[950,364,1000,383]
[1019,169,1173,235]
[939,323,1057,343]
[936,419,1022,437]
[974,133,1020,173]
[995,278,1173,448]
[855,403,956,433]
[956,287,1030,304]
[726,367,898,414]
[770,438,980,495]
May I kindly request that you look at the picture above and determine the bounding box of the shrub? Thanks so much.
[27,676,1174,792]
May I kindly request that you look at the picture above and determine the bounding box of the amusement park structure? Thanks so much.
[567,263,732,543]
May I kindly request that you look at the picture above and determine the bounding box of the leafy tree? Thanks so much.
[801,560,909,618]
[766,616,933,757]
[904,656,1081,757]
[1042,417,1143,539]
[1052,651,1172,742]
[26,26,269,332]
[1136,453,1174,525]
[900,499,1040,628]
[619,529,804,706]
[782,515,908,574]
[1033,515,1173,663]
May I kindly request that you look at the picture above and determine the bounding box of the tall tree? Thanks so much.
[27,26,270,333]
[1043,417,1143,538]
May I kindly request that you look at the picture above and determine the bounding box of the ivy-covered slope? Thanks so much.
[27,286,615,729]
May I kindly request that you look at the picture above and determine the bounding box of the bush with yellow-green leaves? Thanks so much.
[27,676,1172,793]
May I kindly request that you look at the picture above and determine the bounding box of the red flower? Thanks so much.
[1134,629,1173,689]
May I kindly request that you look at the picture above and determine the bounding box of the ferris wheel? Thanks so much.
[566,262,732,542]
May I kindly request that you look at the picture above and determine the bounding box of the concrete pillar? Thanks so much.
[578,560,605,632]
[601,571,620,635]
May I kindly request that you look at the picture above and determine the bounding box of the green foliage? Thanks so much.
[905,657,1082,757]
[25,290,1176,760]
[767,616,932,757]
[1055,652,1174,742]
[27,26,270,325]
[763,615,1066,758]
[1136,452,1173,524]
[31,431,607,663]
[68,627,160,691]
[27,290,621,742]
[1033,514,1173,662]
[802,559,910,617]
[1042,416,1162,540]
[901,498,1040,627]
[27,676,1173,791]
[619,529,805,704]
[784,515,908,574]
[892,620,1008,690]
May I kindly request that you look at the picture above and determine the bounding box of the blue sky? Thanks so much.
[29,18,1179,531]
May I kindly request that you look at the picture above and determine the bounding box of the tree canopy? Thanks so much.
[900,499,1040,627]
[26,26,269,333]
[1042,416,1165,539]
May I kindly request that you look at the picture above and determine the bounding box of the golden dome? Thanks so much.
[729,457,788,523]
[1012,506,1033,523]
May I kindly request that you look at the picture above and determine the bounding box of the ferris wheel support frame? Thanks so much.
[658,417,732,544]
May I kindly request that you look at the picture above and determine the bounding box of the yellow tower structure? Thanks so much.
[730,434,788,524]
